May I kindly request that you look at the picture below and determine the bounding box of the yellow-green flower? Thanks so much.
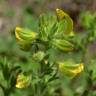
[15,27,37,43]
[58,62,84,78]
[15,74,31,88]
[15,27,37,51]
[56,8,74,36]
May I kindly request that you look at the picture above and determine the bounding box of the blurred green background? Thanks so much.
[0,0,96,96]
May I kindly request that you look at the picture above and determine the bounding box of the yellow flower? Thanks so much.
[59,62,84,78]
[16,74,31,88]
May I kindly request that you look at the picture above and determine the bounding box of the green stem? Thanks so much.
[81,71,93,96]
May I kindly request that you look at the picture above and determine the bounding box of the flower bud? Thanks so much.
[15,74,31,88]
[58,62,84,78]
[52,39,74,52]
[56,8,69,20]
[15,27,37,43]
[32,51,45,61]
[56,8,74,36]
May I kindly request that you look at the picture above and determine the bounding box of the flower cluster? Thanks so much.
[15,8,84,88]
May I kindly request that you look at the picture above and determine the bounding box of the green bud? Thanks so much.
[32,51,45,61]
[52,39,74,52]
[39,14,57,41]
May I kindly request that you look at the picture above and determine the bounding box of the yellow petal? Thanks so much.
[71,64,84,74]
[15,74,31,88]
[15,27,26,42]
[16,81,27,88]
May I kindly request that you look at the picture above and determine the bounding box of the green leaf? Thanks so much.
[89,59,96,80]
[79,11,94,29]
[46,48,57,65]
